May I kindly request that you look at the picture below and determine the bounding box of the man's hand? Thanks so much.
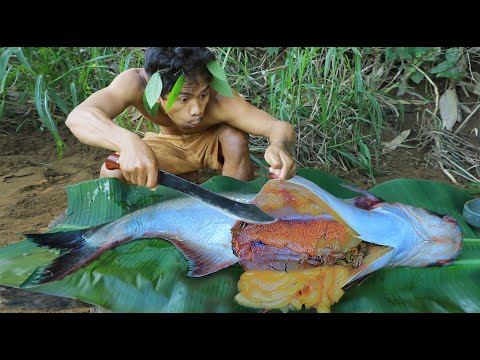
[264,144,297,180]
[118,138,159,190]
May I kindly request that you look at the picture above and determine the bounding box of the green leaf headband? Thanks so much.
[143,60,233,116]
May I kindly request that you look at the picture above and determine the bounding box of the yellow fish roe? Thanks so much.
[235,265,351,313]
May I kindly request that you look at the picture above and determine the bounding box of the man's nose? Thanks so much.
[189,100,202,116]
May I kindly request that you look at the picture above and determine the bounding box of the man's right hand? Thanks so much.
[118,137,159,190]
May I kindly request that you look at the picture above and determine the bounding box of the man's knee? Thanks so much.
[100,162,126,181]
[219,125,249,154]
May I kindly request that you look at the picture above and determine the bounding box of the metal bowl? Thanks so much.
[463,198,480,229]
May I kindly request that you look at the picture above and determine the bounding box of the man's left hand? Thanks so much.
[264,144,297,180]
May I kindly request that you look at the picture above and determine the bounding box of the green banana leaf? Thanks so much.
[0,169,479,313]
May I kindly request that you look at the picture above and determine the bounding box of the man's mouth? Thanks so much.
[186,119,201,128]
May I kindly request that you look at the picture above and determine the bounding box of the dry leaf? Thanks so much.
[439,89,460,131]
[474,83,480,96]
[459,103,472,114]
[473,72,480,83]
[440,164,458,185]
[382,129,411,153]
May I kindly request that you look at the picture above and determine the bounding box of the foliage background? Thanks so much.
[1,47,480,183]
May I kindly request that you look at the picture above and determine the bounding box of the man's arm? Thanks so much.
[65,70,159,189]
[212,91,297,180]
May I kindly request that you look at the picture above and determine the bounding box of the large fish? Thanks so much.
[21,175,463,312]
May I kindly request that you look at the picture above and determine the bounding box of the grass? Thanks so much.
[1,46,478,181]
[215,47,403,179]
[0,47,146,157]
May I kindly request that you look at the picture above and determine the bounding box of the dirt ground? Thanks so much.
[0,115,478,312]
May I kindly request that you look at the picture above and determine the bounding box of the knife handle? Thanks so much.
[105,154,121,171]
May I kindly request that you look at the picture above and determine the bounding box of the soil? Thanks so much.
[1,110,479,312]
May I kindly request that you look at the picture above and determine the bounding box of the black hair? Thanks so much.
[144,47,216,98]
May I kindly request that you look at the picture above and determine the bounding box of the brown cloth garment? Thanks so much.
[142,124,224,175]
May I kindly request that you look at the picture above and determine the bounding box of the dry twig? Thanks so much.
[415,120,480,183]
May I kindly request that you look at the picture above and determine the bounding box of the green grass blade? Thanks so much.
[0,98,4,121]
[0,48,16,93]
[70,82,78,108]
[34,75,47,122]
[43,91,64,159]
[13,47,33,71]
[115,112,133,132]
[34,75,64,159]
[0,64,12,96]
[47,89,69,116]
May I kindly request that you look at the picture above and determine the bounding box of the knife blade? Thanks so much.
[105,154,276,224]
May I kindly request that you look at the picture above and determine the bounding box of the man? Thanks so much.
[65,47,297,189]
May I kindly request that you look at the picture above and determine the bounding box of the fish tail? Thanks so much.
[20,228,101,288]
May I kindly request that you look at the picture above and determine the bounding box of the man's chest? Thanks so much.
[136,106,220,135]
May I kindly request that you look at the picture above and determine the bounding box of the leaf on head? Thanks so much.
[145,71,163,109]
[166,73,186,111]
[207,60,233,97]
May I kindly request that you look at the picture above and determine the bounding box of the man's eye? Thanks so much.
[201,93,208,99]
[180,97,188,103]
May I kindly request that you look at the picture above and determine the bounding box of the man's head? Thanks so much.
[144,47,216,129]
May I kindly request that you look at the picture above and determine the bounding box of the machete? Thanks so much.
[105,154,276,224]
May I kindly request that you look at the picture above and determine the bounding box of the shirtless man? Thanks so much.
[65,47,297,189]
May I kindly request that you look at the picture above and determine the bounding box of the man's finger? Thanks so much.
[146,167,158,190]
[122,170,132,183]
[269,168,281,178]
[137,172,147,187]
[278,152,292,180]
[289,162,297,179]
[266,154,281,177]
[269,155,282,169]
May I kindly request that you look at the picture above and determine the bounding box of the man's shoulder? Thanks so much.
[108,68,147,103]
[115,68,147,87]
[207,89,250,118]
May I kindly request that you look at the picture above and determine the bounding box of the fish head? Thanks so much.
[386,203,463,267]
[276,176,463,268]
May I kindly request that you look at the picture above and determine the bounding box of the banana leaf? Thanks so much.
[0,169,479,313]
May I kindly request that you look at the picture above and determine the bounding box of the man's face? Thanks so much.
[158,74,210,130]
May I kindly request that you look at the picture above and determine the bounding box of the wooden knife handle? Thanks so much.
[105,154,121,170]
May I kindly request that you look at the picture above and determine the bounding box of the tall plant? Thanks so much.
[0,47,144,158]
[216,47,397,179]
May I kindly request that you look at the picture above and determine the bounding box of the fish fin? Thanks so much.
[20,229,101,287]
[167,239,238,277]
[340,183,385,210]
[343,245,394,287]
[253,180,333,217]
[340,183,384,201]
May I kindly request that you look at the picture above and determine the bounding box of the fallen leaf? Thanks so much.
[439,89,460,131]
[382,129,411,153]
[459,103,472,114]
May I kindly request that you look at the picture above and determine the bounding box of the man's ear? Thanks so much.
[156,95,167,110]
